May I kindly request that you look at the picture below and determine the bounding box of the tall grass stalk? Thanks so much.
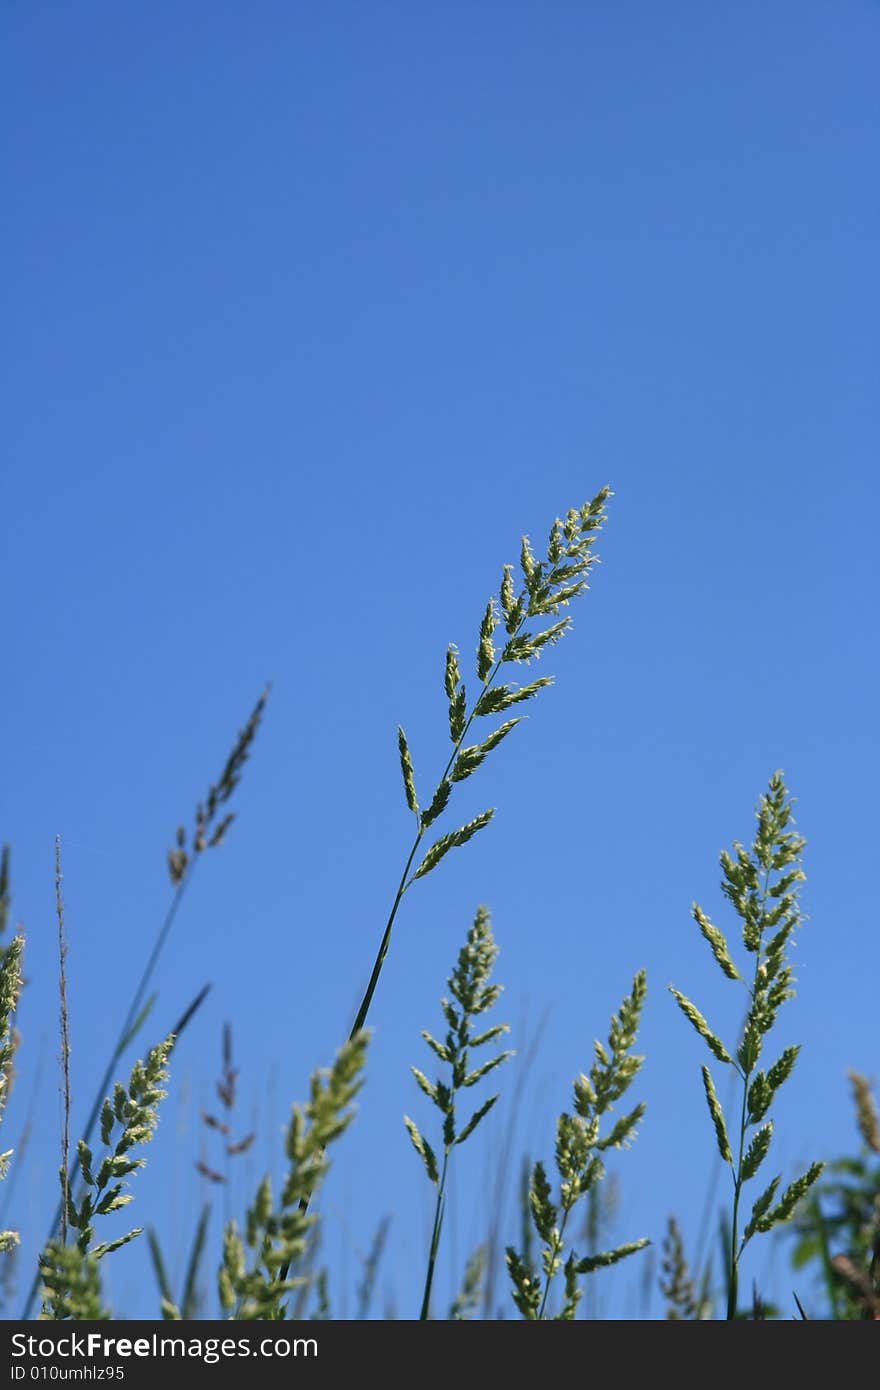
[39,1035,175,1318]
[506,972,648,1319]
[22,688,268,1317]
[279,491,611,1274]
[670,773,823,1318]
[219,1032,368,1320]
[405,906,512,1318]
[349,490,610,1043]
[7,495,860,1321]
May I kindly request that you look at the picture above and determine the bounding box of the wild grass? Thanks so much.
[405,906,513,1319]
[505,971,648,1319]
[1,491,875,1321]
[669,774,824,1317]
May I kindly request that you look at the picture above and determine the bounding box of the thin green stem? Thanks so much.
[537,1207,572,1321]
[727,865,772,1321]
[728,1073,749,1320]
[348,619,525,1044]
[348,837,423,1039]
[419,1152,449,1320]
[285,561,581,1304]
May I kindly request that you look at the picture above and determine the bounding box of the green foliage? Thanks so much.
[0,935,24,1255]
[39,1242,110,1321]
[397,727,419,818]
[61,1036,174,1262]
[219,1031,368,1320]
[669,774,824,1318]
[660,1217,709,1320]
[411,811,496,884]
[405,906,512,1318]
[351,491,611,1050]
[36,1036,173,1320]
[5,492,866,1323]
[0,937,23,1124]
[405,492,610,883]
[506,972,649,1319]
[790,1071,880,1319]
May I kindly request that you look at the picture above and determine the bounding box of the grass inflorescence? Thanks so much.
[405,906,513,1319]
[506,972,649,1319]
[670,774,824,1319]
[2,491,862,1321]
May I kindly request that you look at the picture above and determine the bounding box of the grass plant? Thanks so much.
[0,492,858,1321]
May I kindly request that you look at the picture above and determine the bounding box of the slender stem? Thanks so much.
[727,864,772,1321]
[728,1075,749,1320]
[420,1152,449,1320]
[347,641,516,1043]
[537,1207,572,1320]
[348,836,423,1039]
[284,591,548,1303]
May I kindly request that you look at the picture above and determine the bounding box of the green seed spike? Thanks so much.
[529,1162,558,1243]
[420,779,451,830]
[76,1142,94,1187]
[420,1033,451,1065]
[474,677,553,717]
[463,1052,513,1088]
[741,1122,773,1181]
[669,989,734,1066]
[595,1101,646,1153]
[396,726,419,816]
[411,1067,438,1100]
[445,645,467,742]
[477,598,497,682]
[452,719,521,783]
[502,619,571,664]
[694,905,741,981]
[500,565,516,627]
[766,1045,800,1096]
[444,644,461,700]
[404,1117,439,1186]
[506,1248,541,1319]
[547,518,564,566]
[575,1240,650,1276]
[454,1095,499,1146]
[410,810,494,883]
[758,1162,824,1232]
[529,580,589,616]
[469,1023,508,1048]
[449,688,467,743]
[743,1175,781,1244]
[747,1072,772,1123]
[520,535,538,591]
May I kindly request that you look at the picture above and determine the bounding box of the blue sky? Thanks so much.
[3,2,878,1319]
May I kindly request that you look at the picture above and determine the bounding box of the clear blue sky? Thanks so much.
[3,2,878,1319]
